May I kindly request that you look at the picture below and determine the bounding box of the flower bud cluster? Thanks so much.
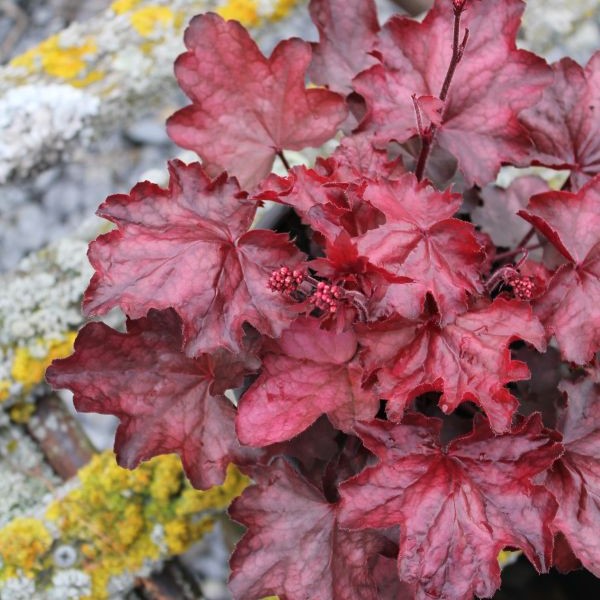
[267,267,305,295]
[309,282,344,313]
[508,275,536,300]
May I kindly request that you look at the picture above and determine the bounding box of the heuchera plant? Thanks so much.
[47,0,600,598]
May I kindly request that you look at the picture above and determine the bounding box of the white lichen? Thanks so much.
[521,0,600,62]
[0,84,99,183]
[0,0,309,185]
[0,576,37,600]
[47,569,91,600]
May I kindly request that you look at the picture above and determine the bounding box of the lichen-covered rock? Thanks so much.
[0,224,96,410]
[0,0,305,184]
[0,451,248,599]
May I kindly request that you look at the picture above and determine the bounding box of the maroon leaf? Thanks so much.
[237,317,378,446]
[520,52,600,190]
[358,298,547,432]
[338,414,562,600]
[310,232,411,299]
[372,555,416,599]
[330,133,406,180]
[308,0,380,95]
[354,0,552,185]
[259,164,349,242]
[473,175,549,248]
[356,174,484,321]
[167,13,347,189]
[84,160,304,356]
[46,310,245,490]
[546,370,600,576]
[229,458,385,600]
[553,532,582,574]
[259,161,388,245]
[264,416,340,487]
[519,175,600,364]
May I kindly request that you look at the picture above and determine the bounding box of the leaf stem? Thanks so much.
[415,2,469,181]
[494,244,542,262]
[411,93,425,137]
[277,150,291,171]
[514,227,536,250]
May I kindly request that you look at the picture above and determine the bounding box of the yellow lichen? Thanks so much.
[8,34,97,79]
[9,47,38,71]
[149,454,182,503]
[111,0,143,14]
[70,70,105,88]
[0,380,10,403]
[41,452,248,598]
[0,448,241,596]
[40,35,98,79]
[217,0,260,26]
[0,518,52,579]
[216,0,300,27]
[8,401,36,423]
[271,0,300,20]
[175,463,250,516]
[10,332,76,394]
[130,6,177,37]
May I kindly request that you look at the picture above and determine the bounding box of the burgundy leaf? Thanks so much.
[237,317,378,446]
[519,175,600,363]
[229,458,385,600]
[260,164,349,242]
[372,555,416,599]
[356,174,484,321]
[354,0,552,185]
[167,13,347,189]
[84,160,304,356]
[46,310,245,490]
[520,52,600,190]
[260,161,387,243]
[358,298,546,432]
[473,175,549,248]
[552,532,583,574]
[330,133,406,180]
[338,414,562,600]
[264,416,340,487]
[310,232,411,302]
[546,371,600,576]
[308,0,380,95]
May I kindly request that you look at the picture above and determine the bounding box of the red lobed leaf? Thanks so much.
[259,160,388,244]
[358,298,547,432]
[338,413,562,600]
[356,173,484,321]
[167,13,347,190]
[84,160,304,356]
[546,370,600,576]
[354,0,552,185]
[237,317,379,446]
[229,458,386,600]
[519,52,600,190]
[308,0,380,95]
[330,133,406,180]
[46,309,248,490]
[519,175,600,364]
